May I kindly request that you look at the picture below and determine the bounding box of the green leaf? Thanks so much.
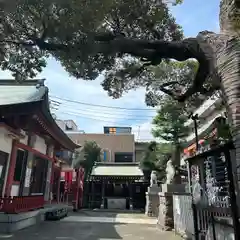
[1,0,182,82]
[73,141,101,180]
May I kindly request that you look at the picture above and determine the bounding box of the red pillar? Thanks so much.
[57,163,62,203]
[78,168,85,208]
[4,140,17,197]
[49,161,55,203]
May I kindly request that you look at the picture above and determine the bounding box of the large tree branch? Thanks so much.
[158,81,180,97]
[96,35,214,101]
[1,30,219,101]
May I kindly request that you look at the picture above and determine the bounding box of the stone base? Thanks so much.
[0,205,70,233]
[45,207,68,221]
[0,210,42,234]
[147,185,162,194]
[161,184,185,193]
[157,192,174,230]
[145,188,161,217]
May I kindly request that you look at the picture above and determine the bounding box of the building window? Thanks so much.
[0,151,9,195]
[65,125,73,131]
[103,150,107,161]
[13,150,26,182]
[30,156,49,194]
[115,153,133,162]
[109,128,116,134]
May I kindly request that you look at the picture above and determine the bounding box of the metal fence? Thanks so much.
[186,142,240,240]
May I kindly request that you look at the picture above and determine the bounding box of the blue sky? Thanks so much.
[0,0,220,141]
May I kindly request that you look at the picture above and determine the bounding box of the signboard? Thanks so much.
[24,168,32,188]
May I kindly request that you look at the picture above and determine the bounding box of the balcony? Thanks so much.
[185,112,225,143]
[185,96,221,127]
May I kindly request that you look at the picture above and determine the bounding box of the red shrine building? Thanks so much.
[0,79,78,210]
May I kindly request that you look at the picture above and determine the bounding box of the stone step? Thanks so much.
[44,207,68,221]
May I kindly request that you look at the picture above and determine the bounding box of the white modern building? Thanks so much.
[181,94,226,165]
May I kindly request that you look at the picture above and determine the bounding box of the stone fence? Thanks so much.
[172,193,194,239]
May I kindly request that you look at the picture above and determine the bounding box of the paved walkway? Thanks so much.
[0,211,182,240]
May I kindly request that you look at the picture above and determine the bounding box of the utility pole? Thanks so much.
[191,114,199,151]
[137,126,140,141]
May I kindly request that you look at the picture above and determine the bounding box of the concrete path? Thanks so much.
[0,211,182,240]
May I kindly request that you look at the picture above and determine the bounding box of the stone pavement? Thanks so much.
[0,210,182,240]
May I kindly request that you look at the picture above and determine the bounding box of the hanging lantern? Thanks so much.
[184,148,188,154]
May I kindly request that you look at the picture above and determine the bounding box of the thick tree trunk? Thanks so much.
[218,0,240,209]
[202,0,240,212]
[189,0,240,213]
[172,143,181,184]
[217,36,240,199]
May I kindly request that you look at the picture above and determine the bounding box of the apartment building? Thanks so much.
[182,94,226,163]
[56,121,135,162]
[56,119,80,132]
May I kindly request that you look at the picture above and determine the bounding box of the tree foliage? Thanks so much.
[152,97,189,143]
[0,0,182,82]
[139,141,172,181]
[1,0,236,104]
[151,96,189,183]
[74,141,101,181]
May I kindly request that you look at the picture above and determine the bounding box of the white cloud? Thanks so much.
[132,121,154,142]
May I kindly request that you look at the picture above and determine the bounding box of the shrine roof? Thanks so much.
[91,162,144,177]
[0,79,78,151]
[0,79,46,105]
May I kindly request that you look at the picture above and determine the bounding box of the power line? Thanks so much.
[50,99,156,118]
[55,110,155,124]
[52,107,154,121]
[56,110,138,125]
[50,95,157,111]
[54,110,155,133]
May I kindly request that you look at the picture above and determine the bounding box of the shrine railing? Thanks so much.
[0,196,44,214]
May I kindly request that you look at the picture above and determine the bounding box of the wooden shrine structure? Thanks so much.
[87,162,148,210]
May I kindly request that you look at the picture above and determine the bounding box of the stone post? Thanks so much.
[157,184,185,231]
[158,192,174,230]
[129,181,133,210]
[145,185,162,217]
[100,180,105,209]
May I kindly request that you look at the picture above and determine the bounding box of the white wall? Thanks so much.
[48,145,54,158]
[33,135,47,154]
[0,128,13,154]
[56,119,66,131]
[11,184,19,196]
[64,120,78,131]
[19,130,28,145]
[0,128,13,196]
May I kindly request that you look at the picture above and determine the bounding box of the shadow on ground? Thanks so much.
[2,211,181,240]
[73,209,149,219]
[6,221,124,240]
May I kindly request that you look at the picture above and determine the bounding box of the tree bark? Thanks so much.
[196,0,240,212]
[172,143,181,184]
